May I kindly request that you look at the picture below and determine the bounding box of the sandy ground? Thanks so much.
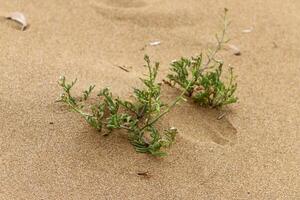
[0,0,299,199]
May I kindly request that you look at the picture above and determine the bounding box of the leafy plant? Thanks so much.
[167,8,238,108]
[57,9,238,157]
[57,55,186,156]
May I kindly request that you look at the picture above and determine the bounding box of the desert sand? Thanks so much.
[0,0,299,199]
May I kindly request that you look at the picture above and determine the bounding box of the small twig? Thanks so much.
[137,171,151,178]
[116,65,130,72]
[217,112,226,120]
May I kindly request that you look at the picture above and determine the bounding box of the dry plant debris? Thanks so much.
[6,12,28,31]
[228,44,241,56]
[149,41,161,46]
[242,27,253,33]
[116,65,131,72]
[137,171,151,178]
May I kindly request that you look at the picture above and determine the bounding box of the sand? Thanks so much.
[0,0,299,199]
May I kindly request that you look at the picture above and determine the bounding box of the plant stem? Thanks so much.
[141,81,193,131]
[120,125,132,131]
[202,10,229,72]
[66,100,92,118]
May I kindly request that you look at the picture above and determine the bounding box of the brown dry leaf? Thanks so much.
[137,171,151,178]
[6,12,28,31]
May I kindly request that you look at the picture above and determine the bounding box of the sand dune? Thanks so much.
[0,0,299,199]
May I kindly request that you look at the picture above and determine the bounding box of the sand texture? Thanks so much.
[0,0,299,199]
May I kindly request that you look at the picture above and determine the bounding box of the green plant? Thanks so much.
[167,8,238,108]
[57,9,237,157]
[57,55,186,156]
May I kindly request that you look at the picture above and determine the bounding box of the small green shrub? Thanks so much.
[167,8,237,108]
[57,55,186,156]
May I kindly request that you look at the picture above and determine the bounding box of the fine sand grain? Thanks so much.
[0,0,299,199]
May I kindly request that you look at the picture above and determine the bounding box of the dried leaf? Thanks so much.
[228,44,241,56]
[149,40,161,46]
[137,171,151,178]
[6,12,28,31]
[242,27,253,33]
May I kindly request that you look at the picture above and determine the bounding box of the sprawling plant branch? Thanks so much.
[57,56,190,156]
[167,8,238,108]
